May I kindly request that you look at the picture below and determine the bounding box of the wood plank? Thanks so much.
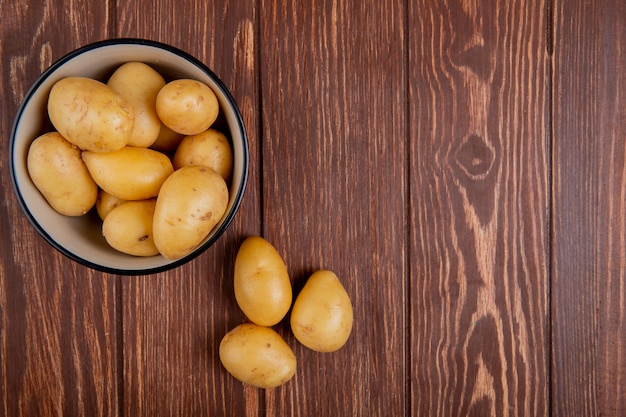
[0,1,117,416]
[408,1,550,415]
[116,1,262,415]
[259,0,407,415]
[552,1,626,415]
[8,1,626,415]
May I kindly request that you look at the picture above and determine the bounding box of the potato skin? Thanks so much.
[219,323,296,389]
[102,199,159,256]
[153,165,229,260]
[95,189,127,221]
[48,77,134,152]
[156,79,219,135]
[290,270,353,352]
[27,132,98,216]
[150,123,184,153]
[173,128,233,182]
[234,236,292,326]
[82,146,174,201]
[108,62,165,148]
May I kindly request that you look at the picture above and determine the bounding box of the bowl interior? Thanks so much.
[11,40,248,274]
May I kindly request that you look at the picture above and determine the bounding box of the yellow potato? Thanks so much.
[219,323,296,389]
[156,79,219,135]
[173,128,233,182]
[234,236,292,326]
[153,165,229,260]
[102,199,159,256]
[48,77,134,152]
[95,189,127,221]
[290,270,353,352]
[27,132,97,216]
[82,146,174,201]
[108,62,166,148]
[150,123,184,153]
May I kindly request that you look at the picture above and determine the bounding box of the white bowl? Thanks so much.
[9,39,249,275]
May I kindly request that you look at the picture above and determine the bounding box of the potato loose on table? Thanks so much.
[290,270,353,352]
[234,236,292,327]
[219,323,297,389]
[48,77,134,153]
[27,132,98,216]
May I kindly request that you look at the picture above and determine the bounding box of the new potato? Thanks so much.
[27,132,98,216]
[290,270,353,352]
[48,77,134,152]
[173,128,233,182]
[102,199,159,257]
[108,62,166,148]
[96,190,127,221]
[153,165,229,260]
[82,146,174,201]
[234,236,292,327]
[156,79,219,135]
[150,123,184,153]
[219,323,296,389]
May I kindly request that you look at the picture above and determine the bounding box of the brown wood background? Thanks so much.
[1,0,624,416]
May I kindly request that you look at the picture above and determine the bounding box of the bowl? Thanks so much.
[9,38,249,275]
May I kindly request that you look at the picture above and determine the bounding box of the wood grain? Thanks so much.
[259,0,407,415]
[409,1,550,415]
[0,2,117,416]
[3,0,626,415]
[552,0,626,415]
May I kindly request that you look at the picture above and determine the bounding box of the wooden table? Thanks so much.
[1,1,625,416]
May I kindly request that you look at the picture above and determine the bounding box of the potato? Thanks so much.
[234,236,292,326]
[108,62,166,148]
[27,132,97,216]
[173,128,233,182]
[96,190,127,221]
[48,77,134,152]
[102,199,159,256]
[219,323,296,389]
[290,270,353,352]
[153,165,229,260]
[82,146,174,201]
[156,79,219,135]
[150,123,184,153]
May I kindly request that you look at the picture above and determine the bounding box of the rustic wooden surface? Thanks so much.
[1,0,624,416]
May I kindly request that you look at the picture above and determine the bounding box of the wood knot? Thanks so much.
[450,133,498,226]
[454,134,495,181]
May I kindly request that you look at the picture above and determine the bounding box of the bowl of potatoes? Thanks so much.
[9,39,249,275]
